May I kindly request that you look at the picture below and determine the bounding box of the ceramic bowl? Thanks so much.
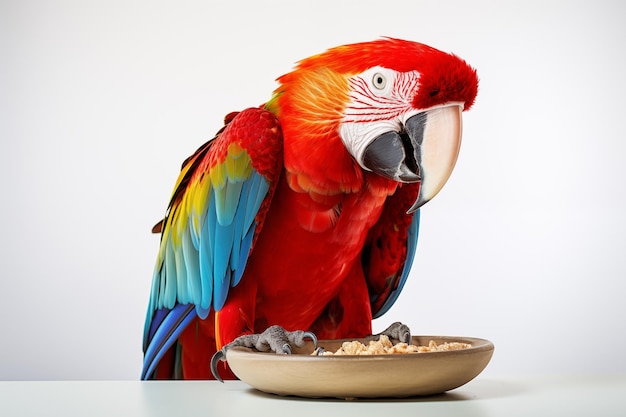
[225,335,494,399]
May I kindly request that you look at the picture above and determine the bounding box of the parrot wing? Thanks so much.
[141,108,283,379]
[363,183,421,319]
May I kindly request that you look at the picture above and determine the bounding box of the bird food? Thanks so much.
[314,335,471,355]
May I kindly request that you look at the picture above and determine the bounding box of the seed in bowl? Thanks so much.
[314,335,471,355]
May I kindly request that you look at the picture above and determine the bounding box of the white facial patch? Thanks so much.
[339,67,421,168]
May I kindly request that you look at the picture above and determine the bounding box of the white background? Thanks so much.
[1,0,625,380]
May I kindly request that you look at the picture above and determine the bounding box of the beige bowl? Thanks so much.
[226,335,494,399]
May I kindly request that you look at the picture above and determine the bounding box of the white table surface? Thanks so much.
[1,375,625,417]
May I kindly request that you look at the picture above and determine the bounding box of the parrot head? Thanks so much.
[268,38,478,212]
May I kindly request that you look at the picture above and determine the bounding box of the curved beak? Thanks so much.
[362,104,463,213]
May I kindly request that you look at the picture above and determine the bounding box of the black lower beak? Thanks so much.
[362,112,426,183]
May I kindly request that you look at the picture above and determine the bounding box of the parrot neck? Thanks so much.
[266,68,365,195]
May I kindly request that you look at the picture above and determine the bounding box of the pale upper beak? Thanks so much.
[361,103,463,213]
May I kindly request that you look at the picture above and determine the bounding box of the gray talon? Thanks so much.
[303,331,318,349]
[210,349,226,383]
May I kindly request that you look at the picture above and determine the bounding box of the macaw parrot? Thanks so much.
[142,38,478,380]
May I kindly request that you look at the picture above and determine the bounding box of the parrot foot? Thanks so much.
[375,322,412,344]
[210,325,318,382]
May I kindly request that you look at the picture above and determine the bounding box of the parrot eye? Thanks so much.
[372,73,387,90]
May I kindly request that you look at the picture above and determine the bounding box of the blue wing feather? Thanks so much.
[233,227,255,287]
[198,196,215,310]
[230,180,252,272]
[163,247,177,307]
[175,248,189,304]
[371,209,420,319]
[245,174,270,229]
[212,216,235,310]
